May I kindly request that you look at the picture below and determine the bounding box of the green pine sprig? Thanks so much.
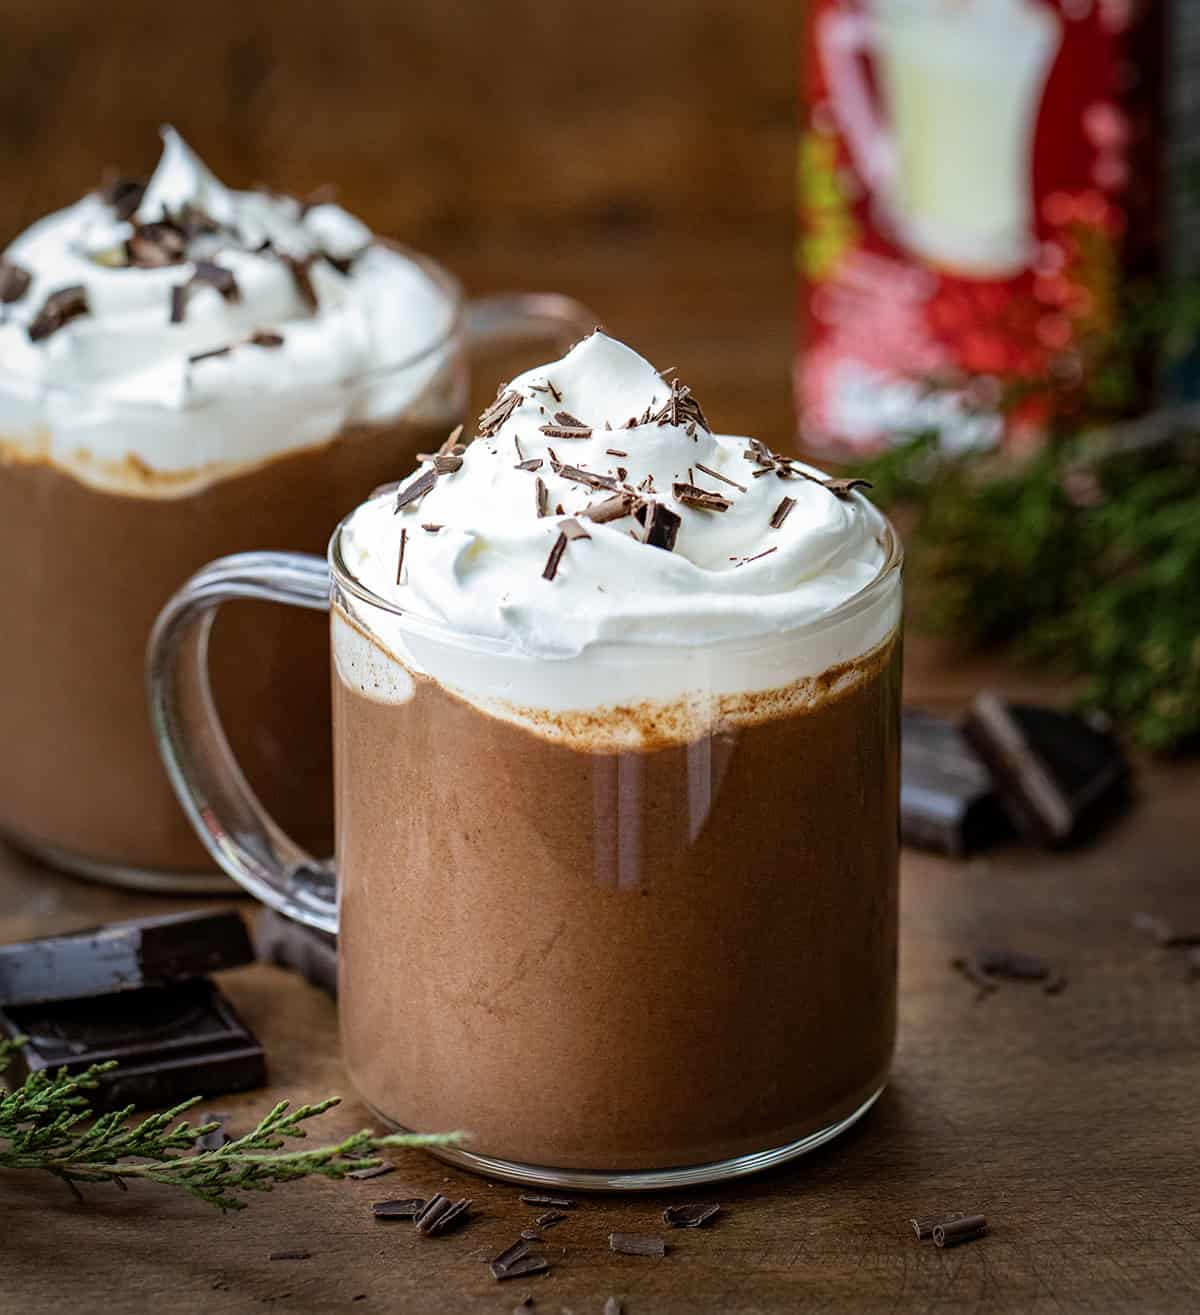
[0,1036,461,1211]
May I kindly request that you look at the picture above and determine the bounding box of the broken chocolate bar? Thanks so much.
[0,977,265,1111]
[0,909,254,1007]
[255,908,338,997]
[901,708,1007,856]
[963,694,1130,847]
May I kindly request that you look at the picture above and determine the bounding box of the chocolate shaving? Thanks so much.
[188,345,232,364]
[663,1203,720,1229]
[101,174,146,221]
[911,1213,963,1241]
[934,1215,988,1248]
[191,260,240,302]
[535,476,550,517]
[648,378,710,432]
[515,458,544,472]
[823,477,873,498]
[636,501,681,551]
[491,1240,532,1272]
[519,1194,575,1209]
[282,254,319,312]
[478,387,523,437]
[673,482,732,512]
[695,462,747,493]
[347,1164,395,1180]
[557,464,620,492]
[439,424,465,455]
[421,523,442,532]
[535,1211,568,1229]
[491,1255,550,1282]
[426,1198,472,1236]
[413,1193,469,1235]
[396,527,408,584]
[734,546,779,567]
[519,1229,541,1242]
[372,1198,425,1220]
[169,284,189,324]
[542,533,569,581]
[394,468,436,512]
[0,260,32,304]
[770,496,796,529]
[433,453,464,474]
[581,492,640,524]
[127,222,187,268]
[560,518,592,542]
[249,330,285,348]
[553,409,587,428]
[28,285,89,341]
[609,1233,666,1257]
[605,448,628,457]
[539,423,592,440]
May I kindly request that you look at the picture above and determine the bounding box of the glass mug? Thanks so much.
[0,246,591,892]
[148,512,903,1189]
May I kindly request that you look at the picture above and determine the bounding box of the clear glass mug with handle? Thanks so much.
[0,246,591,892]
[148,506,904,1190]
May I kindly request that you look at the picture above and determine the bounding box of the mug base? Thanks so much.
[3,830,238,895]
[368,1083,885,1192]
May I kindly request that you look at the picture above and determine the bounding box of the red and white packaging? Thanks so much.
[796,0,1193,456]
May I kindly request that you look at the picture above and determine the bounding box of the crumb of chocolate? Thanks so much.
[516,458,544,472]
[540,423,592,440]
[663,1203,721,1228]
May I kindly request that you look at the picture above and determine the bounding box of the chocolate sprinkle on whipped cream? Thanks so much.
[340,332,888,660]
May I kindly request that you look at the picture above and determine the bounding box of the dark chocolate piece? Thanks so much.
[127,222,187,268]
[249,331,285,348]
[822,477,872,498]
[28,285,89,341]
[515,458,544,472]
[672,482,732,512]
[911,1213,962,1241]
[478,388,523,437]
[535,1211,567,1229]
[663,1203,720,1228]
[196,1112,231,1152]
[695,462,746,492]
[560,518,591,542]
[432,453,463,474]
[396,527,408,585]
[189,345,232,364]
[519,1229,541,1242]
[976,950,1050,981]
[609,1233,666,1257]
[394,469,436,512]
[543,533,569,581]
[520,1194,575,1208]
[0,259,32,304]
[169,284,189,324]
[282,254,319,311]
[269,1250,311,1261]
[581,492,639,524]
[951,956,998,996]
[901,708,1006,857]
[491,1240,532,1272]
[373,1194,424,1218]
[192,260,240,302]
[636,502,681,552]
[413,1194,454,1233]
[491,1255,550,1281]
[0,978,264,1111]
[933,1215,988,1248]
[347,1164,394,1181]
[0,909,254,1007]
[769,496,796,530]
[101,175,146,221]
[255,906,338,999]
[962,694,1130,847]
[648,378,709,431]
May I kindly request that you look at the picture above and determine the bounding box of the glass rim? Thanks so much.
[0,239,465,413]
[326,496,904,660]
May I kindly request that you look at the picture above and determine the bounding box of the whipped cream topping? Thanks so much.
[336,334,900,732]
[0,127,455,491]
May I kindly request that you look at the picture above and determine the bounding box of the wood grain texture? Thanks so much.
[2,3,1198,1310]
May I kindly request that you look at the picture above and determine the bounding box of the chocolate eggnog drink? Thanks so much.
[330,333,902,1174]
[0,130,461,882]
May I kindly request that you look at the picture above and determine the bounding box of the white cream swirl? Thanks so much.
[0,127,455,490]
[339,333,897,685]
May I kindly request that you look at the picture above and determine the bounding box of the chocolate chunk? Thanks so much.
[515,458,544,471]
[433,453,464,474]
[605,448,628,457]
[394,468,436,512]
[901,708,1007,857]
[249,330,285,348]
[911,1213,962,1241]
[191,260,240,302]
[519,1193,575,1209]
[490,1240,532,1272]
[413,1194,454,1233]
[101,175,146,221]
[372,1198,426,1220]
[0,908,254,1007]
[27,285,89,341]
[169,284,189,324]
[127,222,187,268]
[769,496,796,530]
[672,482,731,512]
[933,1215,988,1248]
[347,1164,395,1181]
[581,492,640,524]
[963,694,1130,847]
[426,1198,472,1236]
[535,1211,567,1229]
[269,1250,311,1261]
[491,1255,550,1281]
[0,978,264,1111]
[637,501,681,551]
[542,532,569,581]
[282,254,319,311]
[0,259,32,304]
[553,409,587,428]
[557,464,620,492]
[663,1203,720,1228]
[609,1233,666,1257]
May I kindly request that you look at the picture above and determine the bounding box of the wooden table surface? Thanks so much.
[1,19,1199,1298]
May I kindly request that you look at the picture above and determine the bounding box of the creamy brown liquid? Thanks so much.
[0,415,455,876]
[335,621,901,1171]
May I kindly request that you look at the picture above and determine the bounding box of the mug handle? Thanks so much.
[815,10,895,192]
[148,551,339,934]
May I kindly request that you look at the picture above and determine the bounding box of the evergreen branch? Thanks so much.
[0,1038,461,1211]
